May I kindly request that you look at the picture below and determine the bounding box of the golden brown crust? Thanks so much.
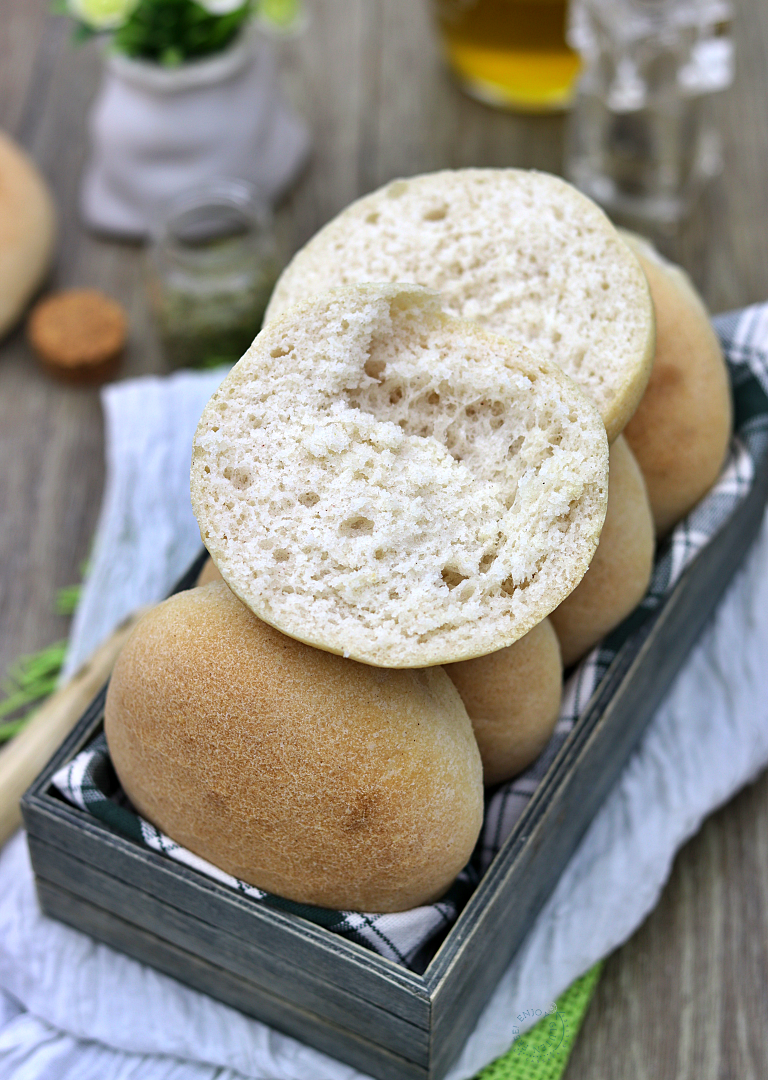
[105,583,483,913]
[0,132,56,340]
[445,618,562,786]
[621,233,732,536]
[27,289,126,384]
[195,556,223,587]
[549,436,655,667]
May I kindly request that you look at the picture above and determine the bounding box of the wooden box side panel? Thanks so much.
[425,456,768,1078]
[36,878,428,1080]
[23,796,430,1027]
[28,834,431,1063]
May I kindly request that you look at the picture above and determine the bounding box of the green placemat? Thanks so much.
[475,963,603,1080]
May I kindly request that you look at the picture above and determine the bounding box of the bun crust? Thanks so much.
[191,284,609,667]
[446,617,562,786]
[550,435,654,666]
[105,583,484,913]
[266,169,655,442]
[196,556,222,587]
[621,232,732,536]
[0,132,56,339]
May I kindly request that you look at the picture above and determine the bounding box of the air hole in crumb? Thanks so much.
[341,319,349,330]
[490,401,504,416]
[423,206,447,221]
[442,567,469,590]
[501,575,516,596]
[389,588,400,600]
[364,357,387,380]
[204,466,210,474]
[273,549,290,562]
[374,548,385,560]
[340,516,374,536]
[389,385,403,404]
[507,435,524,458]
[270,346,292,358]
[299,491,320,507]
[366,212,380,224]
[231,468,251,490]
[479,549,497,574]
[465,405,476,417]
[282,586,294,594]
[427,391,440,405]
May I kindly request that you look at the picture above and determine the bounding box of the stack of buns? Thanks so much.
[105,169,731,914]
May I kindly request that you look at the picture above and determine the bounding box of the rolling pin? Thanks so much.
[0,608,148,849]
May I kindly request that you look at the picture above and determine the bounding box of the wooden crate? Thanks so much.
[21,453,768,1080]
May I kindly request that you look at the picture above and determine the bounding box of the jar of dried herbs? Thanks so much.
[147,180,281,370]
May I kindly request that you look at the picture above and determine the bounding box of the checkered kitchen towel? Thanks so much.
[52,303,768,973]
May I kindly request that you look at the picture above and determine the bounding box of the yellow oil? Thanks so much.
[437,0,581,112]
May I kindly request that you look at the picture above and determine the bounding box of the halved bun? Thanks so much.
[266,169,655,442]
[191,284,609,667]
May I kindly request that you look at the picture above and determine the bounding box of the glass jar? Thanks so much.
[147,180,281,370]
[565,0,734,226]
[434,0,582,112]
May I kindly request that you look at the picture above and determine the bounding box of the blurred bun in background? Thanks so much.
[621,231,732,537]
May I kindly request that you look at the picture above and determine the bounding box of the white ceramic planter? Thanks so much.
[80,27,310,237]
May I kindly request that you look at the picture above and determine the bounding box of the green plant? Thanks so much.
[113,0,253,66]
[62,0,302,65]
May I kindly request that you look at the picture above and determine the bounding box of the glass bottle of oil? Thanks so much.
[435,0,581,112]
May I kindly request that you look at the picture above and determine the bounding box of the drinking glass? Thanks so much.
[434,0,582,112]
[565,0,734,225]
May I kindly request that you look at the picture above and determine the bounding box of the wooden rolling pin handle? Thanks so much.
[0,608,148,850]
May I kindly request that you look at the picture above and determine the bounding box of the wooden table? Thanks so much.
[2,3,768,1076]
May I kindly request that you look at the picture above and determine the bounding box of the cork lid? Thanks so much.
[28,288,126,384]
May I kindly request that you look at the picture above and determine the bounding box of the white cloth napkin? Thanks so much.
[2,367,768,1080]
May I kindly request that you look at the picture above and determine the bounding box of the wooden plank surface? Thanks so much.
[2,2,768,1078]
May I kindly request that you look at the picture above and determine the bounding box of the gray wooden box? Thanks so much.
[21,452,768,1080]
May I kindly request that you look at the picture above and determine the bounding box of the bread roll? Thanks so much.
[192,283,609,668]
[265,169,655,442]
[621,232,732,536]
[0,131,56,340]
[196,556,222,587]
[105,583,483,913]
[446,617,562,786]
[549,435,654,667]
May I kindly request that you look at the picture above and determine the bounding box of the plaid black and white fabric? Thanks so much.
[52,303,768,972]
